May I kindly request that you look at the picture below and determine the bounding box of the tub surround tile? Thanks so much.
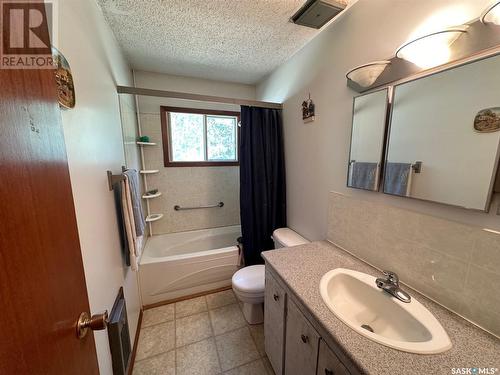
[215,327,260,371]
[223,359,267,375]
[176,338,221,375]
[133,350,175,375]
[328,192,500,337]
[175,296,207,318]
[176,312,213,347]
[206,289,237,309]
[209,304,247,335]
[262,242,500,375]
[140,112,240,236]
[142,304,175,328]
[136,321,175,361]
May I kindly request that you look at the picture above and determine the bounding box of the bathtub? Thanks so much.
[139,225,241,306]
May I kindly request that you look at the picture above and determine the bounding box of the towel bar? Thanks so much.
[107,166,127,191]
[411,161,423,174]
[174,202,224,211]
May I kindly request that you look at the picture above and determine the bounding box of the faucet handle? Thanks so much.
[382,270,399,285]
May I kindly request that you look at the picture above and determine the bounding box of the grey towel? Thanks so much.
[384,162,411,196]
[123,169,145,236]
[350,162,378,190]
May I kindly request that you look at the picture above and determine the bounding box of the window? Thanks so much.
[161,106,240,167]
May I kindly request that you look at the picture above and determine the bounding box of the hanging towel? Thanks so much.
[113,181,130,266]
[123,169,145,236]
[121,179,138,270]
[121,173,144,271]
[384,162,412,196]
[350,162,378,190]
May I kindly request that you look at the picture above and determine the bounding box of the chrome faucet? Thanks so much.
[376,271,411,303]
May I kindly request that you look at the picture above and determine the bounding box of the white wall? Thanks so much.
[257,0,499,241]
[134,71,256,235]
[58,1,140,374]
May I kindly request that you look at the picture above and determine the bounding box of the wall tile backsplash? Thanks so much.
[328,192,500,337]
[140,113,240,235]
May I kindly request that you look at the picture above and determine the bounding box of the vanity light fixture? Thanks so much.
[480,1,500,25]
[346,61,391,88]
[395,26,468,69]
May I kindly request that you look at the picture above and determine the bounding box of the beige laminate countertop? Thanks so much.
[262,241,500,375]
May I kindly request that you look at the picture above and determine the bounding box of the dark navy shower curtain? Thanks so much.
[239,106,286,266]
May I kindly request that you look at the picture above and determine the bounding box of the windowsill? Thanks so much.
[164,161,239,167]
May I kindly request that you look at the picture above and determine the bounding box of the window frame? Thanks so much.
[160,106,240,167]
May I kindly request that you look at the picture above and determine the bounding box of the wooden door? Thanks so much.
[0,5,100,374]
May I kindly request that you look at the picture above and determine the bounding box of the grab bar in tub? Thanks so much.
[174,202,224,211]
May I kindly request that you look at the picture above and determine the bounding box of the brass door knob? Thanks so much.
[76,310,108,339]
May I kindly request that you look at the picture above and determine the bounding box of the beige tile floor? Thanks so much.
[133,289,275,375]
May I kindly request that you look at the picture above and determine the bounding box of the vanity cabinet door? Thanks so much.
[317,340,350,375]
[284,299,320,375]
[265,271,286,375]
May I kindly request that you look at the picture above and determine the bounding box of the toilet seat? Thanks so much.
[232,265,265,296]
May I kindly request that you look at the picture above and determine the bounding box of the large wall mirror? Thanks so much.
[384,53,500,211]
[347,88,388,191]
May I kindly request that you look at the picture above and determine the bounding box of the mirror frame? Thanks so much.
[382,52,500,212]
[347,87,390,192]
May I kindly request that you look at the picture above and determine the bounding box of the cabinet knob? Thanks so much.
[325,369,334,375]
[300,334,309,343]
[273,293,279,301]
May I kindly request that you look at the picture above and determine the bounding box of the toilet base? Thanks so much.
[241,302,264,324]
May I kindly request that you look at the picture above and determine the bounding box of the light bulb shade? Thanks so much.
[395,27,468,69]
[346,61,391,87]
[480,1,500,25]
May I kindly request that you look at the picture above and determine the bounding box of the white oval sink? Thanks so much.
[319,268,452,354]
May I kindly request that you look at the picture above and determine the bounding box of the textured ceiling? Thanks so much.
[97,0,320,84]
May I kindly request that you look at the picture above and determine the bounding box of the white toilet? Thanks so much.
[232,228,309,324]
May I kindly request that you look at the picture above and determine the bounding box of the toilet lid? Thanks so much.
[232,265,265,293]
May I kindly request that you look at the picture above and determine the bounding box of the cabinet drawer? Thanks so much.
[317,340,350,375]
[285,299,320,375]
[265,271,286,375]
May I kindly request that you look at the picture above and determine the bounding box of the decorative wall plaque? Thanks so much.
[52,47,76,109]
[473,108,500,133]
[474,107,500,133]
[302,93,315,123]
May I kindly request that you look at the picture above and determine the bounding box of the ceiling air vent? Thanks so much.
[291,0,346,29]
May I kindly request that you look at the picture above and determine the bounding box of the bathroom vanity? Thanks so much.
[262,242,500,375]
[265,269,355,375]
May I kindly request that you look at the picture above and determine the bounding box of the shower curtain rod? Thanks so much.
[116,85,283,109]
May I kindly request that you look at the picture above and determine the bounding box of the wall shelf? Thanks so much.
[136,141,157,146]
[145,213,163,223]
[142,192,162,199]
[140,170,159,174]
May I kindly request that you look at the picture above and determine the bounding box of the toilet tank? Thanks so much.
[272,228,309,249]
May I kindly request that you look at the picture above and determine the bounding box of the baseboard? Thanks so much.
[143,285,233,310]
[127,309,143,375]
